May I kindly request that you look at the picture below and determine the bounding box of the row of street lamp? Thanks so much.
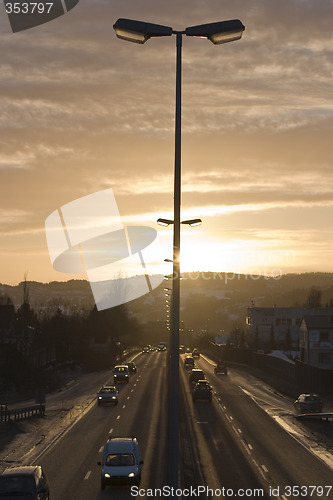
[113,16,245,488]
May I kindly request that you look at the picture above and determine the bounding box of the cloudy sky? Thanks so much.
[1,0,333,286]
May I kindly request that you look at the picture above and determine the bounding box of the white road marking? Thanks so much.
[84,471,91,480]
[122,405,126,409]
[261,464,269,473]
[232,425,240,436]
[241,442,252,455]
[117,415,120,420]
[109,428,113,434]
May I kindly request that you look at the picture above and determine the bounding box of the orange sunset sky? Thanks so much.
[1,0,333,285]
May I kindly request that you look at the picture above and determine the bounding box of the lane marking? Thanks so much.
[84,471,91,480]
[240,440,251,455]
[261,464,268,473]
[99,446,103,453]
[232,425,240,436]
[122,405,126,409]
[117,415,120,420]
[109,428,113,434]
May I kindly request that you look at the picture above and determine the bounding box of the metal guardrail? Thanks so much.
[296,412,333,421]
[0,404,45,422]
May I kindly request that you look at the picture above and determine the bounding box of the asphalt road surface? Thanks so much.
[4,350,331,500]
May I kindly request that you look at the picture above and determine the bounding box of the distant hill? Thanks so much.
[2,272,333,333]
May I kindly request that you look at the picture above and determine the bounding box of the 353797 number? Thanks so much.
[5,2,54,14]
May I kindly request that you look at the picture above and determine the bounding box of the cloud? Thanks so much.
[1,0,333,283]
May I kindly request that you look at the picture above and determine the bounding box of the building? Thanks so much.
[299,316,333,369]
[246,306,333,351]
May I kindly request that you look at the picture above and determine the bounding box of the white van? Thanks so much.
[98,437,143,489]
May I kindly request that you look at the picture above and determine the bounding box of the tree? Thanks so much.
[306,287,322,308]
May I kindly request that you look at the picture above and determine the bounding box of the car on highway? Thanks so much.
[97,386,119,406]
[125,362,137,373]
[192,380,212,402]
[98,437,143,488]
[192,348,200,358]
[189,369,205,385]
[0,465,50,499]
[214,362,228,375]
[113,365,130,383]
[294,393,323,413]
[142,346,149,353]
[184,356,195,368]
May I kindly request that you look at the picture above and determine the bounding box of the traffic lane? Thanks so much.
[39,351,167,500]
[196,358,333,490]
[181,363,269,497]
[200,355,293,413]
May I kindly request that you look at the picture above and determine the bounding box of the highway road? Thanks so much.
[190,355,333,498]
[38,352,168,500]
[18,350,332,499]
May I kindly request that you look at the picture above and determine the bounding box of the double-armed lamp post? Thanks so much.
[113,17,245,488]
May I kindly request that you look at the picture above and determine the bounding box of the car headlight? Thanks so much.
[128,473,135,478]
[104,473,111,478]
[98,396,102,399]
[112,396,116,399]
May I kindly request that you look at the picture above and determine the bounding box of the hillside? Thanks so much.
[1,272,333,334]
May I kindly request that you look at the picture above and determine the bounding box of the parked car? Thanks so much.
[294,393,323,413]
[184,356,195,368]
[0,465,50,499]
[189,369,205,385]
[113,365,130,383]
[98,437,143,489]
[214,363,228,375]
[125,362,137,373]
[97,386,119,406]
[192,380,212,402]
[192,348,200,358]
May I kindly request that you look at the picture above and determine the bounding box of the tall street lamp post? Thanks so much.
[113,17,245,488]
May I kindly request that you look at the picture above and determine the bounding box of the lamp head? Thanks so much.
[113,18,173,44]
[185,20,245,45]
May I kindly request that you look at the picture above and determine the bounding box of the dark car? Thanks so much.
[192,380,212,402]
[0,466,50,499]
[184,356,195,369]
[189,369,205,385]
[192,348,200,358]
[294,393,323,413]
[214,363,228,375]
[113,365,130,383]
[125,362,137,373]
[97,386,119,406]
